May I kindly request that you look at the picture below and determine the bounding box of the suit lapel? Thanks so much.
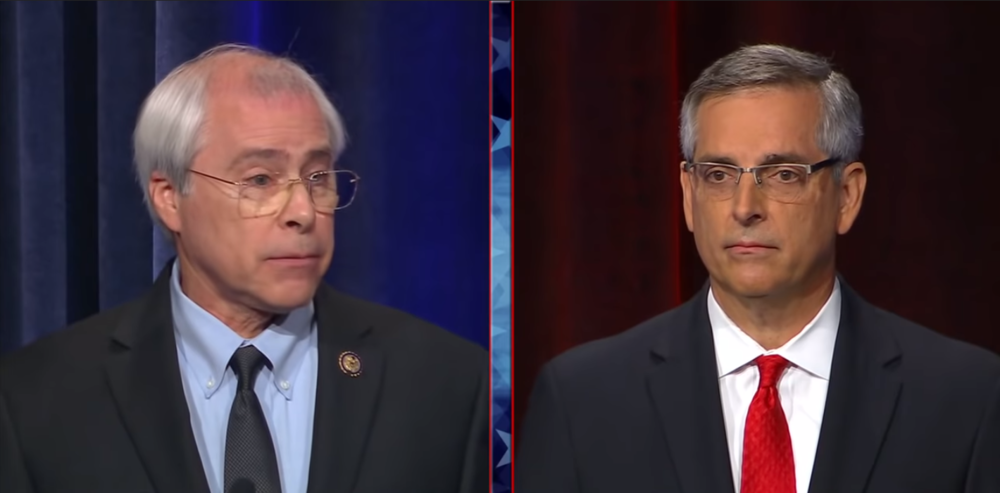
[105,261,211,493]
[647,284,736,493]
[808,278,902,493]
[307,285,385,493]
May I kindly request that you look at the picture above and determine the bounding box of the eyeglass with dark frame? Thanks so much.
[683,157,840,203]
[188,168,360,218]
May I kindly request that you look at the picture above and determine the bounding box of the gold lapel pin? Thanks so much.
[338,351,362,377]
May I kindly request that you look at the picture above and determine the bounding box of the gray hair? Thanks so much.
[133,43,348,228]
[680,44,862,180]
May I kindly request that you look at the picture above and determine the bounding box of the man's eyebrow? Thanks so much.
[760,153,812,165]
[695,154,737,165]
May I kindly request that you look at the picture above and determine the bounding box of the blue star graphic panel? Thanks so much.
[491,2,512,492]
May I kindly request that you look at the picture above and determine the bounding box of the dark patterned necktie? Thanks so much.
[740,355,795,493]
[224,345,282,493]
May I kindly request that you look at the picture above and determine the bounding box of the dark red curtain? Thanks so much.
[513,1,1000,438]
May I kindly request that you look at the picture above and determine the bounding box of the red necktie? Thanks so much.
[740,355,795,493]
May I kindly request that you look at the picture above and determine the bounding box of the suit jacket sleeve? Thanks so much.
[965,374,1000,493]
[516,363,580,493]
[0,390,36,493]
[458,356,490,493]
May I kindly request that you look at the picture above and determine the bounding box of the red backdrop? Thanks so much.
[513,1,1000,439]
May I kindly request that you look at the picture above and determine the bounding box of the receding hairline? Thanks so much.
[187,50,334,144]
[183,50,309,97]
[692,79,825,106]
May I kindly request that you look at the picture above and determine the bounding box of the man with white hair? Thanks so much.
[0,44,487,493]
[517,44,999,493]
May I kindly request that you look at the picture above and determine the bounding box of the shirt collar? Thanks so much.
[708,279,841,380]
[170,261,315,400]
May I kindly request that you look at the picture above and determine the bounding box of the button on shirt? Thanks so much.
[170,262,319,493]
[709,281,841,493]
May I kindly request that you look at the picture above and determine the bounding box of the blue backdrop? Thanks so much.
[0,1,490,354]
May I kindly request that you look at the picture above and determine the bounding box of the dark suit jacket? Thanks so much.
[517,278,1000,493]
[0,264,488,493]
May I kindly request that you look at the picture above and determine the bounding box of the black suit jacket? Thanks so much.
[517,278,1000,493]
[0,264,488,493]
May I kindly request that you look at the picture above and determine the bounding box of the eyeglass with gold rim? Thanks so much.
[683,157,839,203]
[188,168,360,218]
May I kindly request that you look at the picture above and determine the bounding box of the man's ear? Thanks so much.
[680,162,695,233]
[836,161,867,235]
[148,171,182,234]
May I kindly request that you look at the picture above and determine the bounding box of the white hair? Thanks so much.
[133,43,348,228]
[680,44,863,181]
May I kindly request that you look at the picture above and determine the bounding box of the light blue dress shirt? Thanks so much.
[170,262,318,493]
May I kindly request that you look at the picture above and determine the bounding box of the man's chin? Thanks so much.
[716,266,787,299]
[257,281,320,312]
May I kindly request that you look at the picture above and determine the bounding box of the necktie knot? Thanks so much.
[229,345,271,391]
[755,354,789,388]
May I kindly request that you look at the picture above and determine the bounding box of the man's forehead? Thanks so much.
[693,88,822,162]
[198,92,330,170]
[201,73,321,126]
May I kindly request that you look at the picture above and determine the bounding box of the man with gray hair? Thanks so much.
[517,44,999,493]
[0,44,487,493]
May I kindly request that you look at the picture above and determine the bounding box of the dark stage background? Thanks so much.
[513,1,1000,437]
[0,1,490,354]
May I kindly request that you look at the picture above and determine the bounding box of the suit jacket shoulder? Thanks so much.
[855,298,1000,399]
[0,293,148,396]
[538,295,699,394]
[871,300,999,365]
[315,285,487,371]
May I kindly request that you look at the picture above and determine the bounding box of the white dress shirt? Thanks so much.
[709,280,841,493]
